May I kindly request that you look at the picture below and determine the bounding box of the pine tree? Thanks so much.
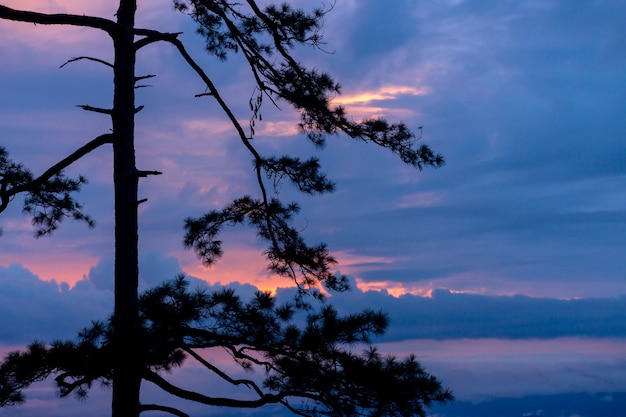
[0,2,449,416]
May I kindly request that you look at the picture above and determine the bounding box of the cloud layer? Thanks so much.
[2,261,625,346]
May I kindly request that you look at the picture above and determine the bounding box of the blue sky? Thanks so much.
[1,1,625,416]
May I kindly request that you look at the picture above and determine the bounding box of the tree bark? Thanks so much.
[111,1,141,417]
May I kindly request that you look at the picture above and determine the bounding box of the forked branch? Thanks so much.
[142,369,319,409]
[182,347,264,396]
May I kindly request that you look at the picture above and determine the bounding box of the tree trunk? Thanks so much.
[111,1,141,417]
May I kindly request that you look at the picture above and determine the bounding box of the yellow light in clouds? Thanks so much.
[355,279,434,298]
[332,85,431,105]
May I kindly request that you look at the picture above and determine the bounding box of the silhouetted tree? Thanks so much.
[0,1,448,416]
[0,276,452,416]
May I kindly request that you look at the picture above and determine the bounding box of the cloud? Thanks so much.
[0,264,112,344]
[325,284,626,340]
[332,85,431,106]
[3,0,624,305]
[0,253,270,344]
[2,260,626,416]
[329,85,430,119]
[4,256,626,346]
[87,252,187,292]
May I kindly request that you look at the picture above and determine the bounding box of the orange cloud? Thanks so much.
[332,85,431,106]
[254,121,300,138]
[354,279,435,298]
[0,252,100,287]
[329,85,430,120]
[178,246,289,294]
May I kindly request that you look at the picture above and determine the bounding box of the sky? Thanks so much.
[1,0,625,416]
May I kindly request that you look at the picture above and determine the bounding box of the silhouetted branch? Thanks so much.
[143,368,321,409]
[182,348,264,396]
[0,5,116,34]
[0,342,52,407]
[1,134,112,235]
[60,56,114,69]
[163,36,288,271]
[136,170,163,177]
[135,74,157,82]
[1,134,113,204]
[134,74,156,89]
[140,404,189,417]
[77,105,113,115]
[133,30,182,51]
[54,373,95,398]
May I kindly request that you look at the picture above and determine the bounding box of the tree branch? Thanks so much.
[163,36,281,256]
[0,5,116,35]
[142,369,312,408]
[135,74,157,82]
[77,105,113,115]
[133,29,181,51]
[60,56,114,69]
[125,29,283,257]
[182,347,264,397]
[136,170,162,177]
[5,133,113,199]
[140,404,189,417]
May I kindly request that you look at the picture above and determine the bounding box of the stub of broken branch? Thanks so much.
[136,170,163,177]
[135,74,156,82]
[77,105,112,115]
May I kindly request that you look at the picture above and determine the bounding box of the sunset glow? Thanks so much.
[2,1,626,416]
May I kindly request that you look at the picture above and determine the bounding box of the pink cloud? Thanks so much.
[0,4,112,59]
[0,252,100,287]
[332,85,431,105]
[330,85,430,119]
